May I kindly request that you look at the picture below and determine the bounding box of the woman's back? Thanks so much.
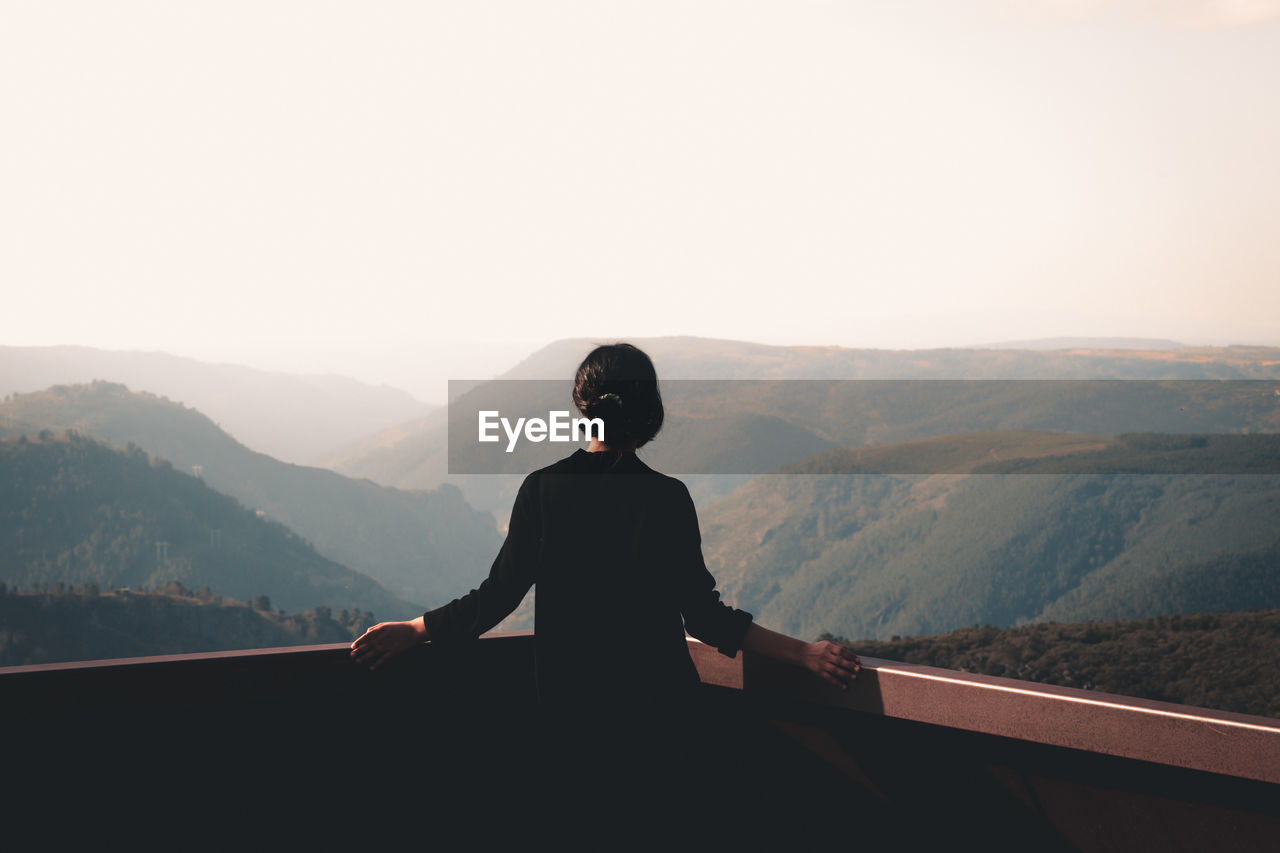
[425,447,753,710]
[531,448,751,707]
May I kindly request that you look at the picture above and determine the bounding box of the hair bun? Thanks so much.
[572,343,664,449]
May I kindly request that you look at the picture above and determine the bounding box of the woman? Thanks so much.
[350,343,860,828]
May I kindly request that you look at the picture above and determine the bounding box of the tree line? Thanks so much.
[825,608,1280,719]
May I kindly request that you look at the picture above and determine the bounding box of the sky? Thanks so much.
[3,1,1279,399]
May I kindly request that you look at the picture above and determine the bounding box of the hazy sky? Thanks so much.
[3,1,1278,397]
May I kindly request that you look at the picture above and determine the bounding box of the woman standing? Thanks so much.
[351,343,860,834]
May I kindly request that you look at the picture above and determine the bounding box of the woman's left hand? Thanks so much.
[350,618,427,670]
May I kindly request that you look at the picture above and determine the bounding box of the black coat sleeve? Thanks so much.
[424,472,540,645]
[669,481,753,657]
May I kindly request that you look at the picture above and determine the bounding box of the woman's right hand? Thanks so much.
[801,640,861,689]
[350,617,428,670]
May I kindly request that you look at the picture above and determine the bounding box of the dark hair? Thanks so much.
[572,343,664,449]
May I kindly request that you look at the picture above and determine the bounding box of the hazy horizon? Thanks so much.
[7,331,1276,406]
[5,2,1280,400]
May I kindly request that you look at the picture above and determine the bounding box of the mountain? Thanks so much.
[325,335,1280,518]
[968,337,1187,351]
[493,336,1280,381]
[825,609,1280,719]
[0,383,503,609]
[0,345,435,465]
[0,583,373,667]
[0,432,411,617]
[698,431,1280,641]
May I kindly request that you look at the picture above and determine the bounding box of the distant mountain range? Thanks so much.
[0,383,503,611]
[493,336,1280,381]
[0,345,435,465]
[0,432,411,618]
[324,336,1280,518]
[5,336,1278,653]
[698,431,1280,640]
[967,337,1188,351]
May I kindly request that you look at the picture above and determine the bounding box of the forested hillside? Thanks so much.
[0,432,411,617]
[827,609,1280,719]
[0,383,502,608]
[700,432,1280,640]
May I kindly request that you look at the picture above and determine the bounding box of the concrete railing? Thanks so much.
[687,640,1280,785]
[5,634,1279,849]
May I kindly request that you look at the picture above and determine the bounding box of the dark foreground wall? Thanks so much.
[3,635,1278,850]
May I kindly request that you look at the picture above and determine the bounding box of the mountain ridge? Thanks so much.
[327,336,1280,517]
[0,345,435,465]
[0,432,412,617]
[0,382,503,611]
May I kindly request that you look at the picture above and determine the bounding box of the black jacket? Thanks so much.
[423,449,753,708]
